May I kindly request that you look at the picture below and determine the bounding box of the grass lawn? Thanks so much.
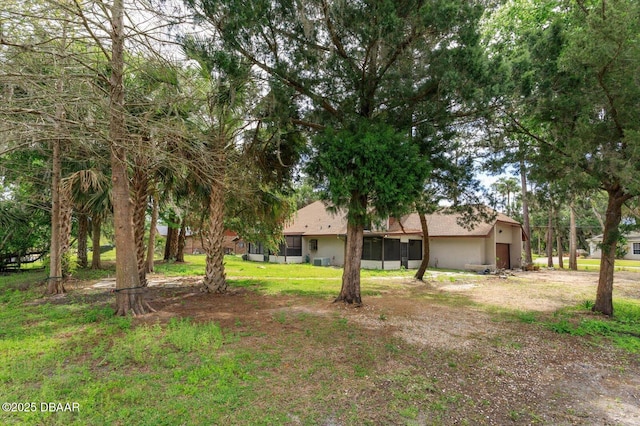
[1,254,639,424]
[155,253,417,278]
[534,255,640,271]
[576,258,640,271]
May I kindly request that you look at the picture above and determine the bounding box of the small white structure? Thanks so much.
[588,232,640,260]
[247,201,525,271]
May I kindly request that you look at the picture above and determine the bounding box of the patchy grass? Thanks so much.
[0,285,254,425]
[2,255,640,424]
[484,298,640,353]
[544,300,640,353]
[0,269,48,292]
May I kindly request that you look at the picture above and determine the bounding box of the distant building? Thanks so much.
[247,201,525,270]
[588,232,640,260]
[156,225,245,255]
[223,229,246,255]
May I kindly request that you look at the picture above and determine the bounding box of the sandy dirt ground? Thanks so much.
[86,268,640,425]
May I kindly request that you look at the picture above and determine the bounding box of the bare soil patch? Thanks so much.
[84,270,640,424]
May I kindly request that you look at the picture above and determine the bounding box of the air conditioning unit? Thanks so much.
[308,239,318,251]
[312,257,331,266]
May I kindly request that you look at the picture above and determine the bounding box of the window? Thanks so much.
[308,239,318,251]
[634,243,640,255]
[248,242,263,255]
[362,237,382,260]
[408,240,422,260]
[286,235,302,256]
[384,239,401,261]
[278,236,302,256]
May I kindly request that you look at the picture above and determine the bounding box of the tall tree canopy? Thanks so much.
[185,0,490,304]
[489,0,640,315]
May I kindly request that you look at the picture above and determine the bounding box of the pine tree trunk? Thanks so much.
[91,215,102,270]
[146,193,158,273]
[202,182,227,293]
[110,0,151,315]
[593,188,629,316]
[77,213,89,268]
[414,212,430,280]
[557,234,564,269]
[537,231,541,256]
[336,220,364,305]
[520,159,532,266]
[176,217,187,262]
[569,202,577,270]
[546,208,554,268]
[48,137,64,294]
[132,164,148,286]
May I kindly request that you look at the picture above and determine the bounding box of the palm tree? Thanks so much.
[62,167,112,270]
[491,176,520,217]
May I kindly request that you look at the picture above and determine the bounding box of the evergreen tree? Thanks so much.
[489,0,640,315]
[185,0,490,304]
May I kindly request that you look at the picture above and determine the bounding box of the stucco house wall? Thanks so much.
[589,233,640,260]
[485,233,495,266]
[247,253,267,262]
[495,223,514,244]
[303,236,346,267]
[428,238,485,269]
[510,227,523,268]
[269,255,304,264]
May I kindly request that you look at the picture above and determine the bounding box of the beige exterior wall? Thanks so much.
[626,241,640,260]
[590,239,640,260]
[485,232,495,266]
[589,240,601,258]
[510,226,523,268]
[428,238,485,269]
[495,223,514,244]
[361,260,382,269]
[247,253,266,262]
[383,261,402,270]
[269,255,304,264]
[304,236,346,267]
[359,260,403,270]
[407,260,422,269]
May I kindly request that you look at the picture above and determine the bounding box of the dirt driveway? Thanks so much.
[347,269,640,425]
[434,268,640,312]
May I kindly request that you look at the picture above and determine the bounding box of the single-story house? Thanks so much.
[156,225,246,255]
[588,232,640,260]
[247,201,524,270]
